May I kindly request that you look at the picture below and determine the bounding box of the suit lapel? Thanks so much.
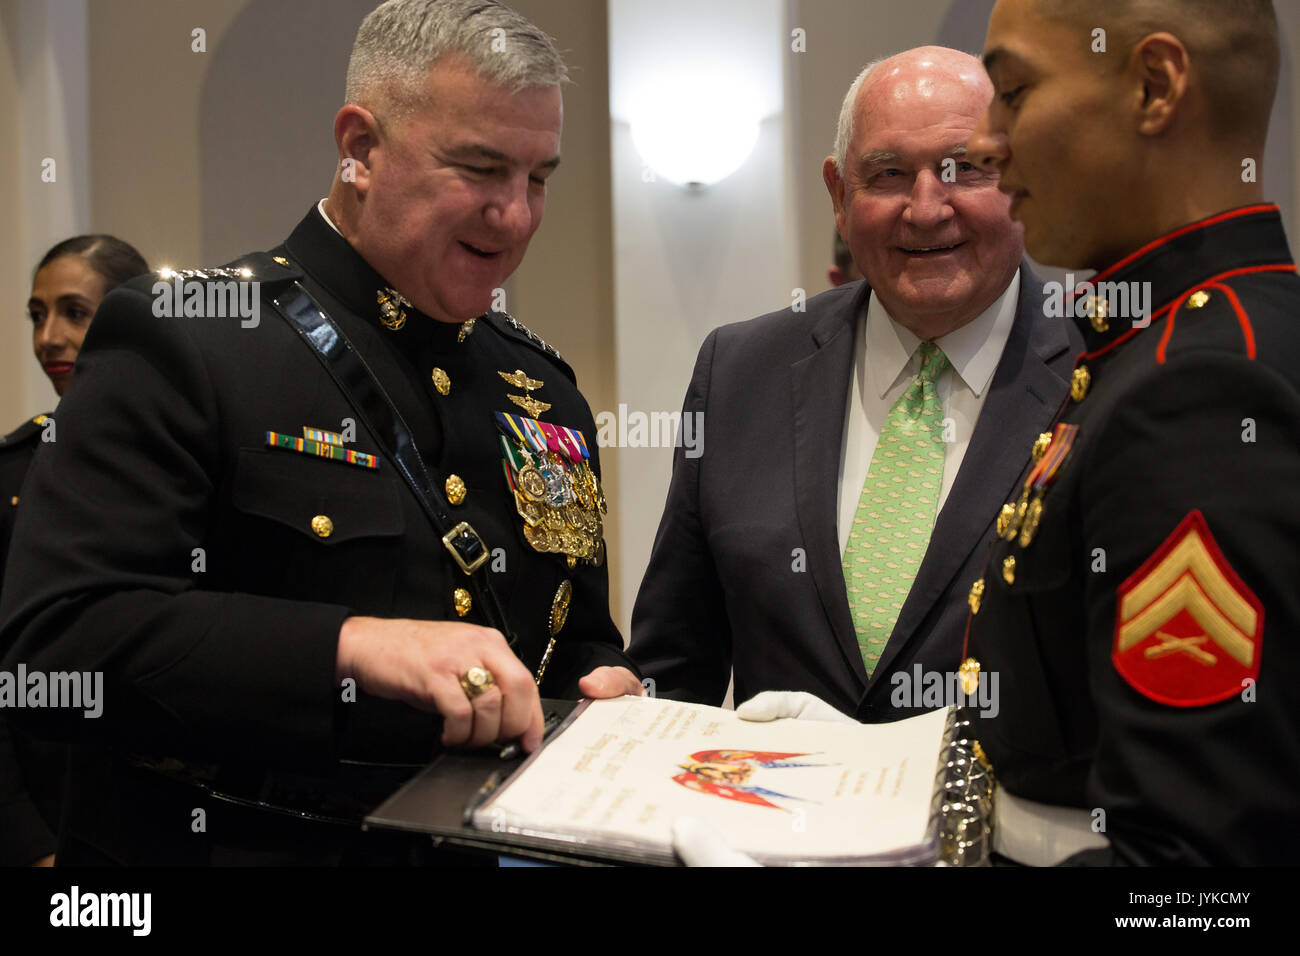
[867,265,1075,686]
[791,283,874,692]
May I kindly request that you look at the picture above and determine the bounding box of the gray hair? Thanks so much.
[830,56,889,175]
[345,0,568,112]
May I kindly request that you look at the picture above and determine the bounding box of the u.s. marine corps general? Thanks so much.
[0,0,642,865]
[964,0,1300,865]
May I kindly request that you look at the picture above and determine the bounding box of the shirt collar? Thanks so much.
[317,198,343,237]
[863,268,1021,399]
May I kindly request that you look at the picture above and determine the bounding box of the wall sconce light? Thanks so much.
[628,73,762,188]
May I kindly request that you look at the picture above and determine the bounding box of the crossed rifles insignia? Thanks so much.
[1112,510,1263,707]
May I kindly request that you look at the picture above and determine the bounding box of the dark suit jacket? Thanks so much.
[0,208,631,864]
[629,264,1082,720]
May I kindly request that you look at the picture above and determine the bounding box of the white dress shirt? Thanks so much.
[836,271,1021,556]
[318,198,343,236]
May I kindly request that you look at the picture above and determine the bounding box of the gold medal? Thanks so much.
[996,503,1015,539]
[549,579,573,636]
[523,523,552,553]
[515,495,545,527]
[1005,487,1029,541]
[1018,494,1044,548]
[517,464,547,501]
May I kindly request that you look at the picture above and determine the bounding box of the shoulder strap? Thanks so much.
[268,281,518,650]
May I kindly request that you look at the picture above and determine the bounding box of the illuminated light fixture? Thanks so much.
[628,72,762,188]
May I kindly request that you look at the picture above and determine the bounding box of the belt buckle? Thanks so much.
[442,521,490,575]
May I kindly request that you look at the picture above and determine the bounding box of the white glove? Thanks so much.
[735,690,857,725]
[671,817,760,867]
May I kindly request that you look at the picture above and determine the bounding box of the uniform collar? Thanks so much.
[1068,203,1294,356]
[282,205,462,348]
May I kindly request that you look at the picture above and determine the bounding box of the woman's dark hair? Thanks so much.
[33,235,149,292]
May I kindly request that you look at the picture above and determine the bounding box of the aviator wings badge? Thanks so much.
[498,369,551,417]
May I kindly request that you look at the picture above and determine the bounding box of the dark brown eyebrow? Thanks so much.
[449,143,561,171]
[27,293,96,311]
[983,46,1032,77]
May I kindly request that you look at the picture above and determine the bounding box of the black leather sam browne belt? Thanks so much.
[269,280,520,652]
[129,283,536,831]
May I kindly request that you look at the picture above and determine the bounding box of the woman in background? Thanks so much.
[0,234,148,866]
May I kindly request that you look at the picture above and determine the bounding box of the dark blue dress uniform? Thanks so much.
[965,204,1300,865]
[0,415,67,865]
[0,207,634,864]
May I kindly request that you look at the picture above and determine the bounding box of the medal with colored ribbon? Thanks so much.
[495,411,606,566]
[1005,422,1079,547]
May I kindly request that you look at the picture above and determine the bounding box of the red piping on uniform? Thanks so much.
[1085,263,1297,362]
[1155,292,1191,364]
[1153,264,1293,362]
[1200,282,1255,359]
[1091,204,1279,284]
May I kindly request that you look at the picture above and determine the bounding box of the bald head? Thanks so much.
[1033,0,1278,149]
[823,44,1024,339]
[832,47,991,174]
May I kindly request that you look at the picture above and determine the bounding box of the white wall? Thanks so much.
[13,0,90,418]
[607,0,798,634]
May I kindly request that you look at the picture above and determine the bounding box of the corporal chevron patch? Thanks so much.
[1112,510,1263,707]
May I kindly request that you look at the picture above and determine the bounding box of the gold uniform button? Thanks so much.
[9,496,18,507]
[431,367,451,395]
[453,587,472,617]
[311,515,334,538]
[958,657,981,695]
[1031,431,1053,462]
[1070,365,1091,403]
[967,578,985,615]
[1186,290,1211,309]
[445,474,466,505]
[1002,555,1017,585]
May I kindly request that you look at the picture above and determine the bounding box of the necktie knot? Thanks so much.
[916,341,950,384]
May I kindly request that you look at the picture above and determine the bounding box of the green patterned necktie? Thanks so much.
[842,340,950,676]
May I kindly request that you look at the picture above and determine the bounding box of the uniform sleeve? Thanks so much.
[0,285,352,769]
[1077,351,1300,865]
[627,329,733,704]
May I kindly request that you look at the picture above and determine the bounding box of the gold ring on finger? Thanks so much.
[459,665,496,700]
